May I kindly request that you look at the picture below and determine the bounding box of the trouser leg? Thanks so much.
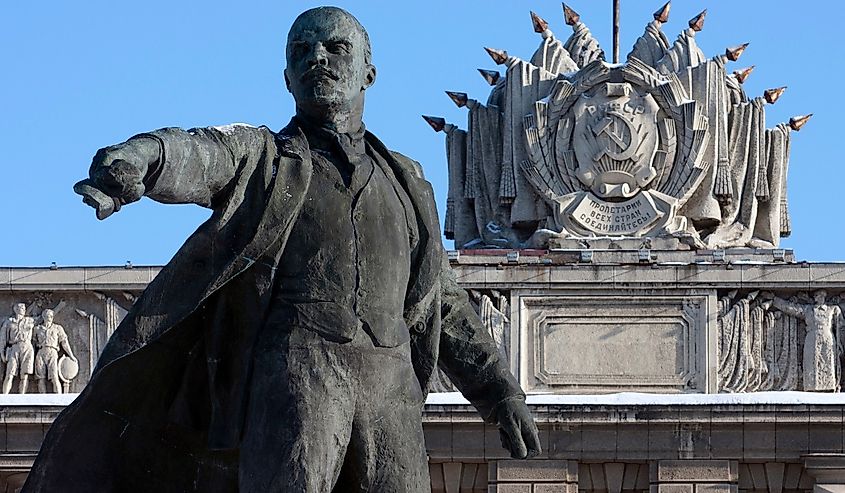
[240,326,356,493]
[334,341,430,493]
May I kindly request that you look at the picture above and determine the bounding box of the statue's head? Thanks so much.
[285,7,376,123]
[13,303,25,317]
[814,290,828,305]
[42,309,54,324]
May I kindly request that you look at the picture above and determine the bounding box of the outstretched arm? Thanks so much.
[771,297,804,319]
[762,292,804,318]
[437,261,541,459]
[75,124,275,218]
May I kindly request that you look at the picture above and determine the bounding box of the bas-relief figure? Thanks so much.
[23,7,540,493]
[764,290,844,392]
[33,309,77,394]
[428,5,811,250]
[0,303,35,394]
[0,303,79,395]
[717,290,844,393]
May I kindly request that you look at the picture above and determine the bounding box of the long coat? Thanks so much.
[23,121,521,492]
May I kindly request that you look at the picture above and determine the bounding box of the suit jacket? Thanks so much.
[23,120,522,492]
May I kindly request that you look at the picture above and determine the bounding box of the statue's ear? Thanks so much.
[363,64,376,90]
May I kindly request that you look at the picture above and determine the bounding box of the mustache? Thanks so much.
[301,67,340,82]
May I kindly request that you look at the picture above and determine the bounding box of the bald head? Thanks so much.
[284,7,376,129]
[288,7,372,65]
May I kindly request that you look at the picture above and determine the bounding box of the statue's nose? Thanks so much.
[311,43,329,66]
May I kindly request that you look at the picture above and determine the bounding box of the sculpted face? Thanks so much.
[814,290,827,306]
[42,310,54,325]
[285,7,375,121]
[13,303,25,317]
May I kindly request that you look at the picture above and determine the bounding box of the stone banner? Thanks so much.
[570,192,662,235]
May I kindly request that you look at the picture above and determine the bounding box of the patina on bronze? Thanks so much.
[24,7,540,493]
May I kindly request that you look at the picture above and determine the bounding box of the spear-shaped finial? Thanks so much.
[478,69,501,86]
[726,43,750,61]
[484,47,509,65]
[789,114,813,131]
[562,3,580,26]
[445,91,469,108]
[733,66,755,84]
[531,11,549,34]
[654,2,671,24]
[688,10,707,32]
[422,115,447,133]
[764,86,787,104]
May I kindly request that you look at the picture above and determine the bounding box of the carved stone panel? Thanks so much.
[0,291,136,394]
[517,291,713,393]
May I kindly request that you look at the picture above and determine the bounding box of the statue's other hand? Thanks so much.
[74,138,158,219]
[495,397,541,459]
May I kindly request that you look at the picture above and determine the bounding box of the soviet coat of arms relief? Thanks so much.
[429,3,811,250]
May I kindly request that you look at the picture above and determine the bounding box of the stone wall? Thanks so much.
[1,258,844,492]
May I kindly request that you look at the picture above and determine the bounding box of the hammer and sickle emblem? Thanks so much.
[591,111,639,161]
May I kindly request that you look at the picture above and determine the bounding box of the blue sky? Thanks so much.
[0,1,840,265]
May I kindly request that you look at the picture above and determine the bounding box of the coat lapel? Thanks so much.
[364,132,443,321]
[205,127,312,296]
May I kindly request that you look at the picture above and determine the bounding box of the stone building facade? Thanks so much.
[0,254,844,492]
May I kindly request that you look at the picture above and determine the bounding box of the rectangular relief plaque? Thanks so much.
[519,293,710,393]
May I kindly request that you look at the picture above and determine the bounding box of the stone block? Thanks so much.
[491,460,576,482]
[695,484,737,493]
[775,421,809,460]
[453,265,487,285]
[9,267,87,290]
[740,264,810,287]
[805,408,842,454]
[451,422,486,461]
[489,484,532,493]
[743,422,777,460]
[534,484,573,493]
[808,421,844,455]
[547,423,581,460]
[652,460,738,482]
[547,266,616,285]
[709,414,743,459]
[809,264,845,285]
[648,423,682,460]
[424,422,453,461]
[652,484,694,493]
[80,266,158,289]
[4,424,44,452]
[485,266,550,285]
[611,265,678,285]
[581,425,618,460]
[679,421,711,459]
[675,264,743,286]
[616,423,649,460]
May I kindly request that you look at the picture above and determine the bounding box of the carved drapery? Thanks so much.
[717,290,841,392]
